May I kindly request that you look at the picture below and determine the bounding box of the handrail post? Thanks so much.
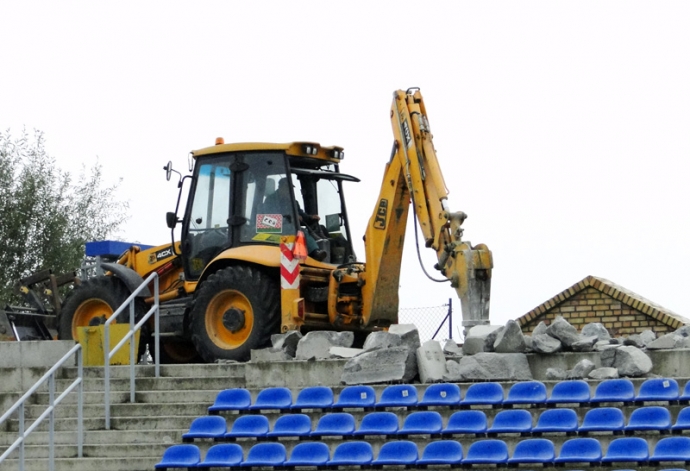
[104,321,110,430]
[155,275,160,378]
[130,301,135,404]
[19,404,24,471]
[48,374,55,471]
[77,347,83,458]
[448,298,453,340]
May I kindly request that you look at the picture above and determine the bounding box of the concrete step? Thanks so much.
[22,402,210,420]
[53,375,243,392]
[5,415,197,433]
[0,456,160,471]
[1,442,170,459]
[32,389,218,405]
[0,429,185,447]
[59,363,246,380]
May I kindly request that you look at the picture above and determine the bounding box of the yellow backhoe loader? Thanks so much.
[52,88,493,362]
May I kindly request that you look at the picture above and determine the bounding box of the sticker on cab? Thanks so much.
[257,214,283,233]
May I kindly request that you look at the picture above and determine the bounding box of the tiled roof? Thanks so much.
[516,275,690,329]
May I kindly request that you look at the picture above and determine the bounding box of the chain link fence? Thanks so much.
[399,299,456,342]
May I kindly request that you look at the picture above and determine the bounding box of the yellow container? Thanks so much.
[76,325,141,366]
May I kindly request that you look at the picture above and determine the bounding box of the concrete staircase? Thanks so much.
[0,363,246,471]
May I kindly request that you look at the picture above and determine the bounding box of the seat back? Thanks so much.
[626,406,672,430]
[580,407,625,432]
[465,439,509,464]
[556,438,602,463]
[592,378,635,403]
[313,412,356,436]
[244,442,287,466]
[286,442,330,466]
[334,385,376,409]
[185,415,227,438]
[445,410,488,434]
[489,409,533,433]
[674,406,690,430]
[509,438,555,463]
[156,444,201,468]
[603,437,649,462]
[377,384,418,408]
[636,378,679,402]
[400,411,443,434]
[330,441,374,465]
[356,412,399,435]
[652,436,690,461]
[418,440,463,464]
[252,387,293,410]
[504,381,547,405]
[547,380,590,404]
[534,408,579,433]
[462,382,504,406]
[201,443,243,467]
[229,415,270,437]
[293,386,334,409]
[269,414,312,437]
[374,440,418,465]
[420,383,461,406]
[208,388,252,412]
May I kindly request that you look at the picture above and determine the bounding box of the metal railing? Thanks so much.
[0,343,84,471]
[103,272,160,430]
[432,298,453,340]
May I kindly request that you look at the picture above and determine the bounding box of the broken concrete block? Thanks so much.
[483,326,505,352]
[595,340,620,351]
[416,340,447,384]
[341,346,409,385]
[523,335,533,352]
[623,334,646,348]
[444,352,532,381]
[532,321,548,337]
[329,347,364,359]
[581,322,611,341]
[601,345,652,377]
[362,331,402,351]
[271,331,303,357]
[545,367,568,381]
[443,339,462,356]
[462,325,503,355]
[250,347,292,362]
[493,320,527,353]
[295,331,354,360]
[571,335,598,352]
[589,367,619,380]
[639,330,656,345]
[388,324,420,382]
[532,334,562,354]
[675,325,690,337]
[647,333,684,350]
[546,316,580,348]
[568,359,596,379]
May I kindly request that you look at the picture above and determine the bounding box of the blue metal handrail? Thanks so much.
[0,343,83,471]
[103,271,160,429]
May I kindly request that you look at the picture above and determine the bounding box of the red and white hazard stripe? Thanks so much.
[280,241,300,289]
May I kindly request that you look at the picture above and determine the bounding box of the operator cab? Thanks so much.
[179,142,358,280]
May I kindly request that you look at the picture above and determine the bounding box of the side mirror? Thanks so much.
[163,161,173,181]
[166,212,178,229]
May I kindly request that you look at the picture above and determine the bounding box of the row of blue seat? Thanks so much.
[157,436,690,469]
[185,406,690,442]
[208,378,685,414]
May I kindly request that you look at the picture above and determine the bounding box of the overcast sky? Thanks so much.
[1,2,689,336]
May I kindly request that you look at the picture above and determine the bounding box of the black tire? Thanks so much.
[58,276,145,342]
[189,265,280,363]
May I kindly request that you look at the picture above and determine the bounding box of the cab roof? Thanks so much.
[192,141,345,164]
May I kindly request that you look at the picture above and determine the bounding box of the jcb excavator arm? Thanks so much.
[361,88,493,332]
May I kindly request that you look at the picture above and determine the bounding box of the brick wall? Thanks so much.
[520,287,673,337]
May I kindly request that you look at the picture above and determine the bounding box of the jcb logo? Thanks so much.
[374,199,388,230]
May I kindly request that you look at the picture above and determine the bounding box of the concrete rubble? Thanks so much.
[416,340,447,383]
[581,322,611,341]
[601,345,653,377]
[444,352,532,381]
[493,320,527,353]
[295,331,354,361]
[341,346,410,385]
[442,339,462,356]
[545,316,580,347]
[329,347,363,359]
[532,334,562,354]
[387,324,420,382]
[588,367,619,380]
[362,331,402,351]
[271,331,303,357]
[568,358,596,379]
[462,325,503,355]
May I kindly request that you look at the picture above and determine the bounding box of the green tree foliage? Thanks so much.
[0,129,129,302]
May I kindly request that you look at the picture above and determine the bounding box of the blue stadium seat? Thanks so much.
[398,411,443,437]
[182,415,227,442]
[197,443,244,468]
[443,410,488,437]
[578,407,625,435]
[503,381,547,408]
[545,380,591,407]
[327,441,374,467]
[651,436,690,465]
[291,386,334,411]
[372,440,419,467]
[285,442,330,468]
[208,388,252,414]
[533,408,579,436]
[625,406,672,434]
[601,437,649,464]
[591,378,635,405]
[242,442,287,468]
[311,412,356,438]
[249,387,293,412]
[266,414,312,439]
[155,444,201,469]
[376,384,418,409]
[416,440,463,467]
[333,385,376,411]
[554,437,602,465]
[507,438,555,465]
[673,407,690,434]
[636,378,680,404]
[418,383,461,408]
[353,412,399,437]
[487,409,533,436]
[680,381,690,404]
[225,415,270,440]
[460,382,504,408]
[463,439,509,466]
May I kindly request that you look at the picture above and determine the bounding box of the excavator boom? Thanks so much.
[363,88,493,331]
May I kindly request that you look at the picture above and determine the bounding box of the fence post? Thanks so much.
[447,298,452,340]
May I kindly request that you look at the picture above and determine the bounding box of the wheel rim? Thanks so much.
[72,298,115,339]
[205,289,254,350]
